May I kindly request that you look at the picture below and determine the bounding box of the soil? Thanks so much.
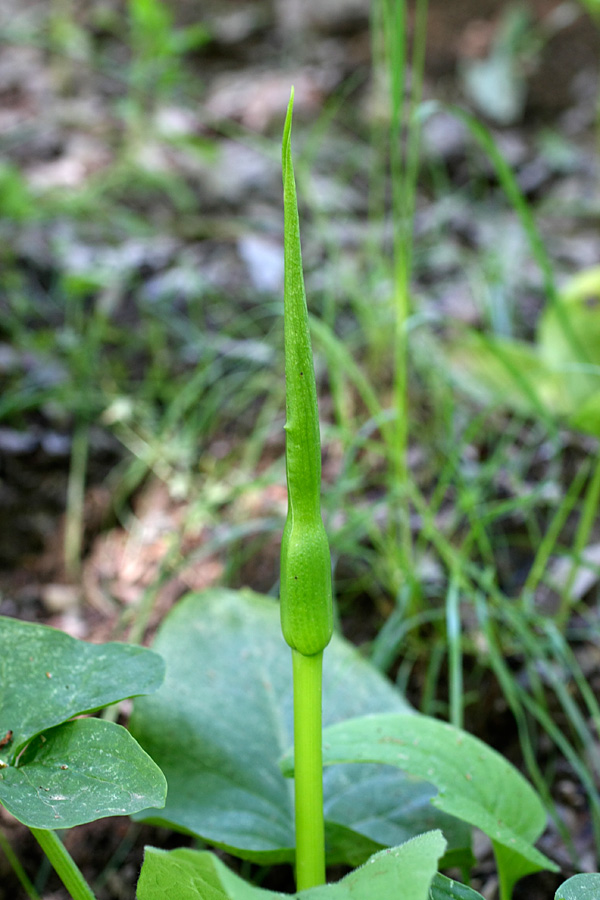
[0,0,598,897]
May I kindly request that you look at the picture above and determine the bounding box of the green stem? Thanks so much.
[494,842,513,900]
[64,421,89,578]
[30,828,97,900]
[292,649,326,891]
[446,573,463,730]
[558,450,600,628]
[0,828,41,900]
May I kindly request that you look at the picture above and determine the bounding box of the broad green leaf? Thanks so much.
[430,874,485,900]
[570,392,600,436]
[460,6,531,125]
[555,873,600,899]
[559,266,600,308]
[461,54,526,126]
[322,765,473,871]
[445,332,563,418]
[538,267,600,407]
[138,847,231,900]
[130,589,469,864]
[321,821,381,868]
[310,830,445,900]
[579,0,600,21]
[444,266,600,436]
[538,317,600,404]
[137,831,446,900]
[299,713,558,887]
[0,616,165,760]
[0,718,166,828]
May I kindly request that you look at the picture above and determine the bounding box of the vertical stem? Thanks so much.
[381,0,429,585]
[558,450,600,628]
[292,649,326,891]
[383,0,409,511]
[495,846,511,900]
[0,828,41,900]
[446,573,463,730]
[64,421,89,578]
[30,829,97,900]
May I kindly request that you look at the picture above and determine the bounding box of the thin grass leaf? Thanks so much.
[421,102,590,366]
[446,575,464,729]
[474,595,579,865]
[521,461,589,604]
[559,451,600,624]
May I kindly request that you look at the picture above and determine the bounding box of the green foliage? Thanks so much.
[129,589,469,865]
[556,873,600,899]
[430,874,485,900]
[137,831,447,900]
[445,266,600,434]
[577,0,600,23]
[0,616,164,758]
[299,713,557,897]
[459,5,542,125]
[2,1,600,893]
[0,164,37,221]
[127,0,210,121]
[0,616,166,828]
[1,719,165,829]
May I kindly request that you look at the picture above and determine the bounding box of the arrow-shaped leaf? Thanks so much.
[0,615,165,760]
[0,718,166,828]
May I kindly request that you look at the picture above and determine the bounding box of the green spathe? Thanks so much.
[137,830,447,900]
[280,89,333,657]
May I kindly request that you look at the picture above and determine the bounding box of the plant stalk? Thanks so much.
[64,421,89,578]
[30,828,97,900]
[292,649,326,891]
[0,828,41,900]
